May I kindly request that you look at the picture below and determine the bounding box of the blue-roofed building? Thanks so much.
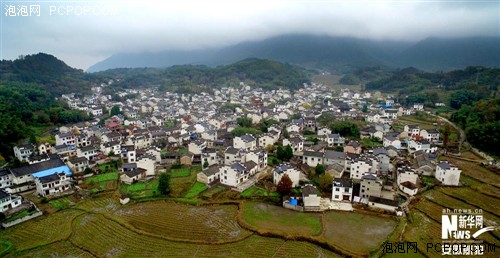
[8,158,71,193]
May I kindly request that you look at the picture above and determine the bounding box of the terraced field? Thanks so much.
[321,211,398,255]
[404,210,443,258]
[1,209,84,252]
[114,201,252,243]
[241,202,323,237]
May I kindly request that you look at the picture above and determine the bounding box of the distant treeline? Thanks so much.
[95,58,311,91]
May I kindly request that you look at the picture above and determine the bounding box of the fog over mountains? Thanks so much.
[87,34,500,72]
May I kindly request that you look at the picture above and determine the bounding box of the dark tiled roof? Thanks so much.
[38,172,65,184]
[302,185,318,197]
[333,178,352,188]
[124,168,146,178]
[11,159,65,177]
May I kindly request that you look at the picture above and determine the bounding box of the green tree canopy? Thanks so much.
[158,173,171,196]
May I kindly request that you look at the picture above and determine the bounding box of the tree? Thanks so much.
[276,145,285,161]
[362,104,368,113]
[282,129,289,139]
[203,160,209,169]
[318,173,333,193]
[443,124,451,150]
[284,145,293,161]
[29,133,38,146]
[449,90,478,109]
[266,144,275,154]
[236,117,253,128]
[158,173,170,196]
[277,174,293,197]
[315,164,325,175]
[110,105,121,117]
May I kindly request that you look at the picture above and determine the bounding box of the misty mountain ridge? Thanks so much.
[87,34,500,72]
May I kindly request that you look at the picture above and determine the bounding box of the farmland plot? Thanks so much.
[114,201,252,243]
[321,211,397,255]
[2,209,84,252]
[241,202,322,237]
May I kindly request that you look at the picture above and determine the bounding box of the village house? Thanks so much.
[332,178,353,202]
[34,172,72,197]
[326,134,345,147]
[302,184,321,211]
[435,161,461,186]
[13,144,35,162]
[360,174,383,199]
[420,129,440,142]
[220,163,255,187]
[282,137,304,154]
[383,135,402,149]
[302,151,323,167]
[273,163,300,187]
[67,156,89,174]
[120,168,146,184]
[344,141,362,154]
[404,125,420,137]
[0,189,22,213]
[197,165,221,185]
[233,134,257,151]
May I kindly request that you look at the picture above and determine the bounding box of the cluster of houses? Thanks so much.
[0,82,462,217]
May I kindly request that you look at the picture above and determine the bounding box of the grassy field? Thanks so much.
[184,182,208,198]
[49,197,74,210]
[169,166,201,198]
[241,202,322,237]
[120,179,159,199]
[84,172,119,192]
[321,211,398,255]
[170,168,191,178]
[85,172,118,183]
[241,185,280,198]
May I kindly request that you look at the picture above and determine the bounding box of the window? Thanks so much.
[334,195,339,199]
[335,188,340,192]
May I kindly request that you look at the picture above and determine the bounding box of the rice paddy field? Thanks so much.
[3,153,498,257]
[401,152,500,257]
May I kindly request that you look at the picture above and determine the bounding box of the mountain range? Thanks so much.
[87,34,500,72]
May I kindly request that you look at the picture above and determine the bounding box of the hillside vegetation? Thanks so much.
[96,58,311,91]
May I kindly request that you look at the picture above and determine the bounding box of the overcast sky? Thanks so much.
[2,0,499,69]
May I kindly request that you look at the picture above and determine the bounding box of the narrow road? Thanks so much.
[429,113,494,161]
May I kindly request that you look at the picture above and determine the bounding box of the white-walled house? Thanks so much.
[0,189,22,213]
[420,129,440,142]
[302,184,320,211]
[283,137,304,154]
[188,140,206,155]
[220,163,252,187]
[197,165,221,185]
[35,172,72,197]
[332,178,353,202]
[383,136,401,149]
[303,151,323,167]
[397,166,419,196]
[273,163,300,187]
[404,125,420,137]
[233,134,257,151]
[13,144,34,162]
[435,162,461,186]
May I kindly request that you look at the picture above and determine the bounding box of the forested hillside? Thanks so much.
[96,58,311,91]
